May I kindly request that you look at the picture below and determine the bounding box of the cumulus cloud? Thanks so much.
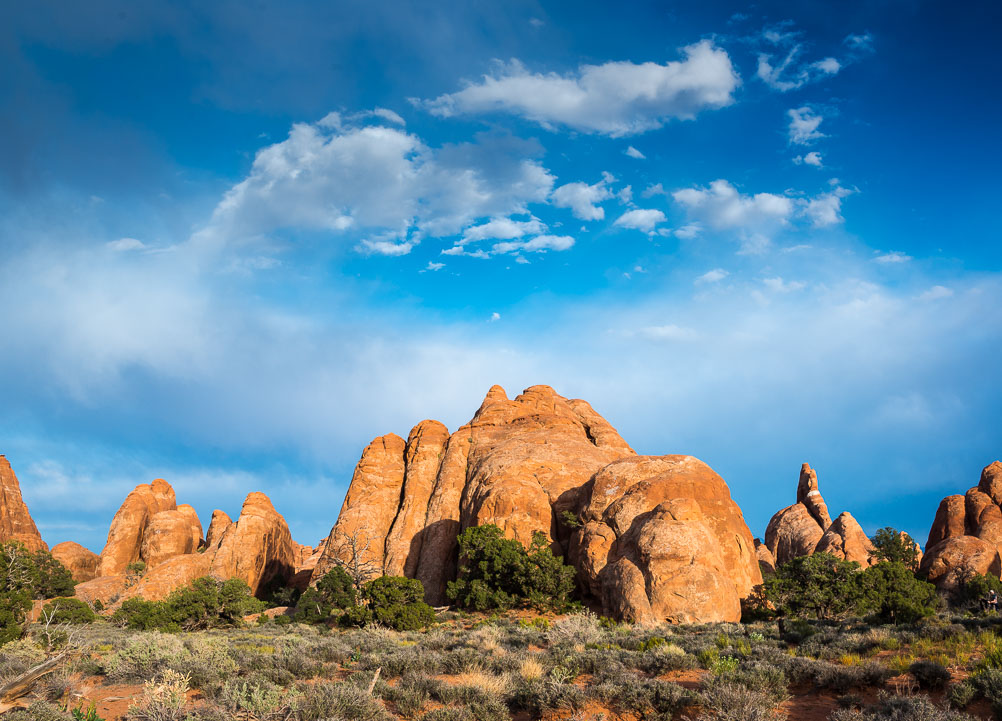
[490,234,575,255]
[763,276,807,292]
[793,151,823,167]
[107,237,146,252]
[788,107,825,145]
[614,208,667,233]
[196,116,554,252]
[675,223,703,240]
[422,40,740,136]
[803,185,853,227]
[461,216,546,243]
[624,146,646,159]
[551,174,614,220]
[695,268,729,284]
[673,180,794,231]
[874,251,912,264]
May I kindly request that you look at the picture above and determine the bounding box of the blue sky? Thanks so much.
[1,0,1000,553]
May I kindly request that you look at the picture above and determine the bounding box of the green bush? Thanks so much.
[447,525,576,612]
[0,542,76,646]
[764,553,864,620]
[294,567,357,624]
[41,598,96,625]
[361,576,435,631]
[112,577,264,631]
[858,562,940,624]
[910,660,950,690]
[956,572,1002,609]
[869,527,921,570]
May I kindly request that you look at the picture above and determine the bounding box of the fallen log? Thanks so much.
[0,653,68,708]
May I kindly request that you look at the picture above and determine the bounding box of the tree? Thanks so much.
[447,524,577,612]
[858,561,940,624]
[763,553,864,620]
[363,575,435,631]
[870,527,921,571]
[112,576,264,631]
[0,542,76,648]
[325,526,380,590]
[293,566,357,624]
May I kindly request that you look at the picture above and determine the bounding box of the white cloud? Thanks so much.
[695,268,729,284]
[614,208,667,233]
[624,146,646,159]
[674,223,703,240]
[803,185,852,227]
[489,312,501,321]
[461,217,546,242]
[107,237,146,252]
[763,276,807,293]
[617,185,633,204]
[196,116,555,251]
[673,180,794,230]
[788,107,825,145]
[757,42,842,92]
[874,251,912,264]
[919,285,953,301]
[642,183,668,198]
[423,40,740,136]
[793,151,823,167]
[814,57,841,74]
[844,33,874,53]
[490,234,575,255]
[425,261,445,271]
[636,324,697,341]
[552,174,613,220]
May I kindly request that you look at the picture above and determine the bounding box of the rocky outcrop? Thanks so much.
[98,479,177,577]
[574,455,761,624]
[814,512,876,566]
[0,455,48,552]
[51,542,100,583]
[797,463,832,530]
[755,539,776,575]
[921,461,1002,590]
[205,510,233,550]
[208,492,296,595]
[317,385,637,605]
[764,464,833,566]
[140,510,201,569]
[920,536,1002,592]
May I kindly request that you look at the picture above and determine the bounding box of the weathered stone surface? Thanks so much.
[205,510,233,550]
[98,479,176,577]
[965,489,997,537]
[755,539,776,575]
[74,575,128,605]
[51,542,100,583]
[797,463,832,530]
[927,495,967,550]
[140,510,200,569]
[123,553,214,602]
[384,420,450,577]
[312,434,407,582]
[978,462,1002,507]
[765,503,824,566]
[0,455,48,552]
[176,504,203,550]
[576,455,761,624]
[814,512,876,566]
[210,492,296,595]
[921,536,1002,592]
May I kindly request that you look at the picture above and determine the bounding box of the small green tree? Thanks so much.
[870,527,921,571]
[362,575,435,631]
[447,524,577,612]
[0,542,77,647]
[112,576,264,631]
[41,598,96,625]
[858,561,940,624]
[763,553,864,620]
[294,566,357,624]
[956,572,1002,609]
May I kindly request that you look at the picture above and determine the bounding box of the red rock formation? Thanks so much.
[797,463,832,530]
[98,479,176,577]
[814,512,877,566]
[920,536,1002,592]
[755,539,776,575]
[140,510,200,569]
[205,510,233,550]
[209,492,296,595]
[51,542,100,583]
[979,462,1002,506]
[765,504,824,565]
[0,455,48,552]
[927,495,966,550]
[574,455,761,624]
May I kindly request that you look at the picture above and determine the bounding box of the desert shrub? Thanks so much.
[764,553,864,620]
[363,575,436,631]
[970,667,1002,711]
[0,638,46,684]
[0,542,76,646]
[719,664,789,703]
[2,700,72,721]
[41,598,96,625]
[956,572,1002,609]
[298,681,390,721]
[220,677,299,718]
[638,642,695,673]
[594,673,689,718]
[126,668,189,721]
[910,660,951,690]
[829,691,978,720]
[697,679,777,721]
[112,577,264,631]
[870,528,921,570]
[294,566,357,624]
[859,562,940,624]
[948,680,977,709]
[547,611,603,647]
[183,636,238,690]
[447,525,576,612]
[103,631,190,682]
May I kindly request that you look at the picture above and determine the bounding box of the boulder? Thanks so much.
[0,455,48,552]
[575,455,761,624]
[814,512,876,566]
[122,553,214,602]
[205,510,233,550]
[140,510,200,569]
[920,536,1002,592]
[797,463,832,529]
[98,478,176,577]
[926,495,967,550]
[755,539,776,575]
[765,503,824,566]
[176,504,204,549]
[74,575,128,606]
[978,461,1002,506]
[51,542,100,583]
[210,492,297,595]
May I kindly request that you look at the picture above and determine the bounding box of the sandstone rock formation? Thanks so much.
[51,542,100,583]
[140,509,201,569]
[755,539,776,575]
[315,385,637,605]
[205,510,233,549]
[814,512,877,566]
[573,455,761,624]
[921,461,1002,590]
[209,492,297,595]
[765,503,825,566]
[98,478,177,576]
[0,455,48,552]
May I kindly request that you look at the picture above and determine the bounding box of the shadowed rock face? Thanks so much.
[314,384,763,624]
[921,461,1002,590]
[0,455,48,553]
[98,478,177,577]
